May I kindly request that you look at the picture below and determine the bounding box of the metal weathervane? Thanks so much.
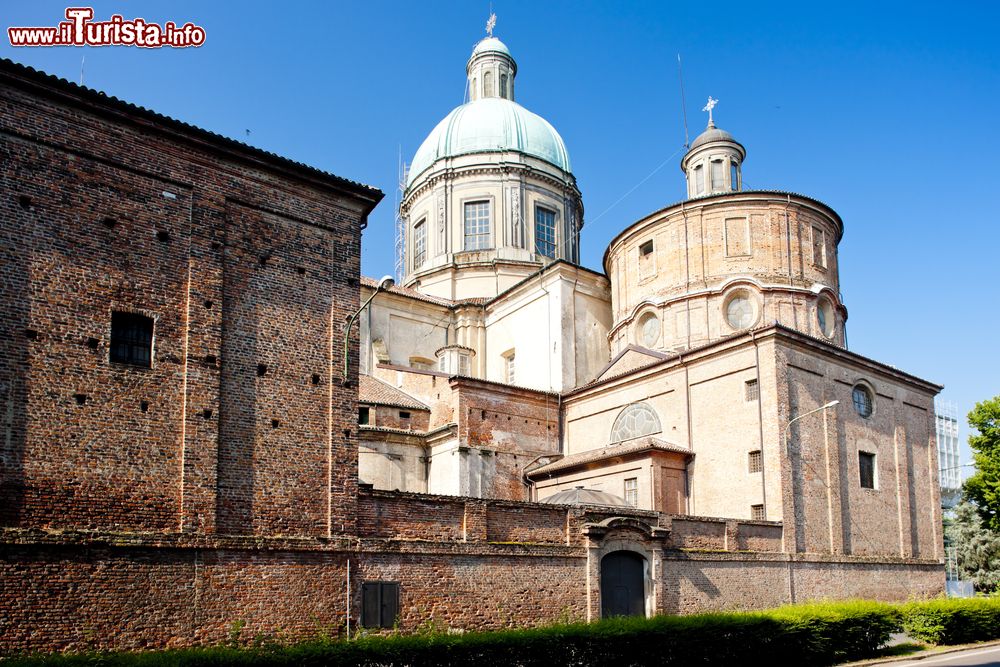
[703,96,718,125]
[486,12,497,37]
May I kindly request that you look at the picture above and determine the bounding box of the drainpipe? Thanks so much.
[750,329,767,517]
[681,351,693,515]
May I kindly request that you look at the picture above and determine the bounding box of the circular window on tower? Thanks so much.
[816,297,835,338]
[852,384,874,419]
[723,289,759,331]
[637,312,661,348]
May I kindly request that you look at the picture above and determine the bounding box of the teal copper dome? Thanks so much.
[406,98,572,188]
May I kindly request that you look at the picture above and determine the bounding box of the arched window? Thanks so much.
[470,78,477,101]
[484,71,494,97]
[500,73,508,99]
[730,161,739,191]
[610,403,661,443]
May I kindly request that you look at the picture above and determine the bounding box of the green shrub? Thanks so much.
[901,597,1000,645]
[0,600,908,667]
[769,600,902,662]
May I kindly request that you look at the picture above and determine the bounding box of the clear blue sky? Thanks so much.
[3,1,998,469]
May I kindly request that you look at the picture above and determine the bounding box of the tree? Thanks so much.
[962,395,1000,531]
[947,500,1000,592]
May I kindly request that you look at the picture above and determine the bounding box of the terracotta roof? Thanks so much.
[361,276,454,307]
[0,59,382,204]
[358,375,429,410]
[526,437,692,477]
[359,422,456,437]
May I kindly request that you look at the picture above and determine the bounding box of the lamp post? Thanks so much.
[342,275,394,388]
[784,400,840,456]
[783,399,839,554]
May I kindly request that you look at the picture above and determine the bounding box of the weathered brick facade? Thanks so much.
[0,58,944,656]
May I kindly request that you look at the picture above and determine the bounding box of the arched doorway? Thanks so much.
[600,550,646,617]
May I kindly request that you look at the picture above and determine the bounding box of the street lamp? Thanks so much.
[782,399,839,553]
[784,400,840,455]
[342,275,394,387]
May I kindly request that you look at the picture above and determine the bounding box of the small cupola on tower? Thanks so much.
[467,19,516,101]
[681,97,746,198]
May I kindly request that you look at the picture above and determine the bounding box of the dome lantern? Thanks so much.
[680,97,746,199]
[467,36,516,102]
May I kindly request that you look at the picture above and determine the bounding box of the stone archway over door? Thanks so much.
[600,550,646,617]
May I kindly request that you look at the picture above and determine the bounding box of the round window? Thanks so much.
[817,298,835,337]
[852,385,874,418]
[638,312,660,348]
[725,293,755,330]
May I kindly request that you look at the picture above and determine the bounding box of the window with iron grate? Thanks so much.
[110,312,153,368]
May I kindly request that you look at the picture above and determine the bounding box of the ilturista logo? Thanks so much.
[8,7,206,48]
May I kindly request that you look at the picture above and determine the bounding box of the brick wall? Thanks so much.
[0,63,379,538]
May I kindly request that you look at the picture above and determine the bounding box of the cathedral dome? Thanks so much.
[406,98,572,188]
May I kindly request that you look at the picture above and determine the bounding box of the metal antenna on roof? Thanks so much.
[676,54,689,148]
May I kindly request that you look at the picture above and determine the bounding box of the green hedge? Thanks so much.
[4,600,904,667]
[12,598,1000,666]
[901,597,1000,645]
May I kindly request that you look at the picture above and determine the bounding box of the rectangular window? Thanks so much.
[859,452,876,489]
[639,239,655,279]
[624,478,638,507]
[110,311,154,368]
[748,450,763,473]
[399,410,410,420]
[504,352,516,384]
[358,406,370,425]
[730,162,739,191]
[458,352,470,376]
[745,378,759,401]
[725,217,750,256]
[812,226,827,268]
[463,201,491,250]
[751,504,765,521]
[413,218,426,268]
[694,165,704,194]
[534,206,557,258]
[361,581,399,629]
[711,160,724,190]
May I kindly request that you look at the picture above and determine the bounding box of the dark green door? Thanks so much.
[600,551,645,617]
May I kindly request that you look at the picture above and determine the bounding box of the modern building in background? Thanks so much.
[936,400,962,509]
